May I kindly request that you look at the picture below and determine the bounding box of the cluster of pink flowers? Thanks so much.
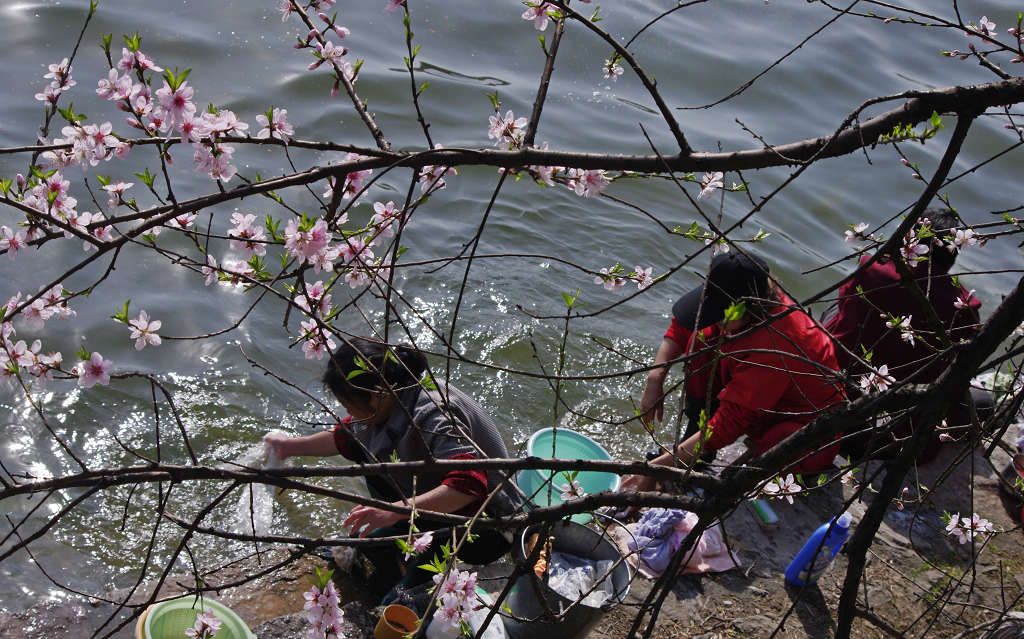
[487,110,527,149]
[184,608,222,639]
[593,264,655,291]
[844,222,876,243]
[228,213,268,259]
[418,144,457,195]
[884,314,914,346]
[284,217,337,273]
[303,579,346,638]
[34,58,76,105]
[51,120,128,169]
[0,299,65,387]
[323,153,374,203]
[565,168,609,198]
[431,569,479,630]
[945,512,996,544]
[858,364,894,394]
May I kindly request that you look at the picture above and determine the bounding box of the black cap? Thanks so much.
[672,252,770,330]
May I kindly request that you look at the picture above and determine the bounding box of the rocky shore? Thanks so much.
[2,442,1022,639]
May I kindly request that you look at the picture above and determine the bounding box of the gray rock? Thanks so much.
[732,614,777,635]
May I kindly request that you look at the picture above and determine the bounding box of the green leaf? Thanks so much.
[421,373,438,391]
[76,345,90,361]
[134,168,156,187]
[486,91,501,111]
[416,81,429,96]
[0,178,10,197]
[816,473,827,487]
[123,32,141,52]
[94,174,111,187]
[723,301,746,323]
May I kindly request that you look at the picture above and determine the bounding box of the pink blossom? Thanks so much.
[859,364,894,393]
[77,352,113,388]
[567,168,609,197]
[603,59,624,81]
[284,218,331,263]
[383,0,405,12]
[412,531,434,554]
[128,310,162,350]
[344,267,369,288]
[844,222,870,243]
[155,81,196,131]
[370,201,401,240]
[102,181,134,209]
[255,107,295,141]
[633,265,654,289]
[522,3,555,31]
[487,110,527,149]
[228,212,268,258]
[763,473,801,504]
[34,84,61,105]
[594,267,626,291]
[951,228,978,250]
[974,15,997,37]
[0,226,27,260]
[697,171,724,200]
[300,319,336,360]
[418,145,457,194]
[954,289,975,310]
[560,479,585,501]
[202,254,219,286]
[899,235,929,262]
[166,212,196,230]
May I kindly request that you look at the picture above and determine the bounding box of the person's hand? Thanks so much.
[342,504,405,537]
[621,473,657,493]
[263,432,293,461]
[640,377,665,426]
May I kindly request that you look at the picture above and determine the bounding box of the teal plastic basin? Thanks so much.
[517,428,619,524]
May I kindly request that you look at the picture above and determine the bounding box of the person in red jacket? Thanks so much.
[626,252,847,491]
[823,208,986,462]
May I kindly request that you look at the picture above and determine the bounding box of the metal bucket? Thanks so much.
[503,520,632,639]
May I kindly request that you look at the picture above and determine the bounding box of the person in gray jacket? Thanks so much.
[265,336,517,598]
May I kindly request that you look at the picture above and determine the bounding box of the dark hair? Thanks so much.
[322,337,428,407]
[920,207,959,273]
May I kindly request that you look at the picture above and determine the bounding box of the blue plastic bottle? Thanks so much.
[784,512,852,587]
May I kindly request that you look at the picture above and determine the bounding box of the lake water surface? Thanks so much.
[0,0,1021,610]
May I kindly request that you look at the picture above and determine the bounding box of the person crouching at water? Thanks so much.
[625,252,847,491]
[264,337,517,601]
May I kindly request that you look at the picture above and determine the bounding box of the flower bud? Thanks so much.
[308,28,319,40]
[15,174,26,191]
[334,25,350,38]
[330,80,340,98]
[900,158,910,166]
[317,12,330,22]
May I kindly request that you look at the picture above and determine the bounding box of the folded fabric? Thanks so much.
[619,508,740,577]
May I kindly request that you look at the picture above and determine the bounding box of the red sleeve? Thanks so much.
[332,416,356,460]
[664,316,693,347]
[441,453,487,500]
[704,400,764,451]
